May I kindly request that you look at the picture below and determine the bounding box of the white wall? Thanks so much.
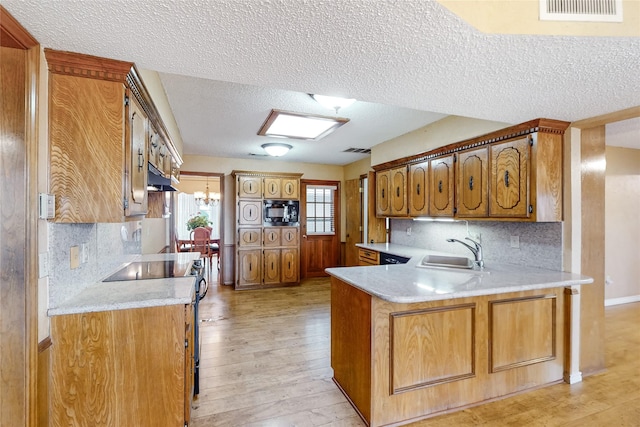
[604,146,640,303]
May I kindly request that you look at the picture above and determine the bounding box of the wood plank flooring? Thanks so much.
[191,277,640,426]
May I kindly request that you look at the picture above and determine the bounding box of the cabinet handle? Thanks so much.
[396,187,400,197]
[504,170,510,187]
[288,261,291,269]
[271,262,274,270]
[382,188,385,198]
[469,176,474,190]
[137,148,144,170]
[249,262,252,271]
[438,180,443,193]
[416,183,420,195]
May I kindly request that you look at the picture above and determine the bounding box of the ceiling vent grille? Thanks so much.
[343,147,372,154]
[540,0,622,22]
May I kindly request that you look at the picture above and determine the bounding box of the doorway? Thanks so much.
[300,180,341,279]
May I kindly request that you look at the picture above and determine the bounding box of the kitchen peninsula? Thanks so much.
[326,245,592,427]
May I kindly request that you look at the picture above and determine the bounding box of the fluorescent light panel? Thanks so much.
[258,109,349,140]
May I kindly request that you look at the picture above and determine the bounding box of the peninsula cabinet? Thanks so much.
[457,147,489,217]
[233,171,303,290]
[408,161,429,216]
[429,154,455,217]
[45,49,182,223]
[50,304,194,427]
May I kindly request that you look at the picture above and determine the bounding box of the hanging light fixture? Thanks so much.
[311,94,356,114]
[194,178,220,207]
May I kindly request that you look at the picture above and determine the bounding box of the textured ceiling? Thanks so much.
[4,0,639,165]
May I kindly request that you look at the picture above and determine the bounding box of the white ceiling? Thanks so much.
[4,0,640,165]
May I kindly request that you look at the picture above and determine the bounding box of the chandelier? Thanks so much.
[194,178,220,207]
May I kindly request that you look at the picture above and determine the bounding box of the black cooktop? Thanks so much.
[103,261,189,282]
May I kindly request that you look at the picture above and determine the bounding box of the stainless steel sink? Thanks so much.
[416,254,473,270]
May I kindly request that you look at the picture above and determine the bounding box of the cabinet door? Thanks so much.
[263,249,281,284]
[457,147,488,217]
[263,228,281,247]
[281,227,299,246]
[238,228,261,247]
[282,178,299,199]
[429,155,454,216]
[264,178,282,199]
[281,248,299,283]
[237,176,262,198]
[390,166,408,216]
[358,248,379,266]
[490,137,530,218]
[238,200,262,225]
[408,162,429,216]
[237,249,262,286]
[125,95,149,217]
[376,170,391,217]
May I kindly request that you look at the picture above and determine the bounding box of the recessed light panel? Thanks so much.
[258,109,349,140]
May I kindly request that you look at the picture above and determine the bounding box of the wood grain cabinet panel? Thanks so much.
[408,161,429,216]
[238,228,261,247]
[390,166,408,216]
[358,248,380,266]
[490,136,531,218]
[282,178,299,199]
[238,200,262,225]
[125,95,149,217]
[263,249,281,285]
[51,305,192,427]
[281,248,299,283]
[457,147,488,217]
[264,177,281,199]
[263,228,281,247]
[375,169,391,217]
[429,155,455,217]
[237,249,262,286]
[237,176,262,198]
[281,227,299,246]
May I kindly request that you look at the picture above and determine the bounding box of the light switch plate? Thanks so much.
[70,246,80,269]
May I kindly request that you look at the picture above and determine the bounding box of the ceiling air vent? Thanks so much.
[540,0,622,22]
[343,147,371,154]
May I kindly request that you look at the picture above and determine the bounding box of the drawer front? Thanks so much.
[358,248,379,264]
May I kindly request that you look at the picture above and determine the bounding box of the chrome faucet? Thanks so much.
[446,237,484,269]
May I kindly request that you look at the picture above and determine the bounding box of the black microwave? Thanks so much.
[264,200,299,226]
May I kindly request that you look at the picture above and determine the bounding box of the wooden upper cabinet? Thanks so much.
[390,166,408,216]
[376,169,391,217]
[45,49,182,223]
[148,125,159,168]
[429,154,455,217]
[282,178,299,199]
[490,136,531,218]
[238,200,262,225]
[264,177,281,199]
[457,147,488,217]
[237,176,262,198]
[408,161,429,216]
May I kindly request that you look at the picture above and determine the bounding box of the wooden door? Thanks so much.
[344,178,361,267]
[237,176,262,198]
[263,249,281,284]
[390,166,408,216]
[430,155,455,216]
[300,180,341,278]
[282,178,299,199]
[237,249,262,287]
[281,248,299,283]
[237,200,262,225]
[375,169,390,217]
[409,161,429,216]
[490,137,530,218]
[264,177,281,199]
[457,147,488,217]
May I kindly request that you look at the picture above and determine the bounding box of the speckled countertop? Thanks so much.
[329,243,593,303]
[48,252,201,316]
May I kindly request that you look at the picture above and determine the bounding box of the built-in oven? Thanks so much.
[264,200,299,226]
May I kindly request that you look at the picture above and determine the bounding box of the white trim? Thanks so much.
[604,295,640,307]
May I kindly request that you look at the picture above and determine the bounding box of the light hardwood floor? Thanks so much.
[191,277,640,426]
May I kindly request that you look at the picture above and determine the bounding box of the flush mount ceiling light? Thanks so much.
[261,143,292,157]
[258,109,349,141]
[311,94,356,114]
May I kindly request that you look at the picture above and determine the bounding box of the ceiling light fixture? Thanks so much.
[261,143,292,157]
[258,109,349,140]
[311,94,356,114]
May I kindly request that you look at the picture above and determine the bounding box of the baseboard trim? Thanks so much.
[604,295,640,307]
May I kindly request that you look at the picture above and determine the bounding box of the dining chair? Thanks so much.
[190,227,212,268]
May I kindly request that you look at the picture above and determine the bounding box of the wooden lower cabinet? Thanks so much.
[281,248,299,283]
[331,277,566,426]
[50,304,194,427]
[263,249,281,285]
[358,248,380,266]
[237,249,262,287]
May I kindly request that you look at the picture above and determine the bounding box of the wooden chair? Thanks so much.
[190,227,212,268]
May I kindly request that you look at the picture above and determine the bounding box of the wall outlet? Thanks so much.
[70,245,80,269]
[38,252,49,278]
[81,242,88,264]
[510,235,520,249]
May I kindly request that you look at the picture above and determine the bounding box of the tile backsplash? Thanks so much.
[390,219,563,271]
[48,221,142,307]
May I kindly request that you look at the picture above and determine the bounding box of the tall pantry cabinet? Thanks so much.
[233,171,303,290]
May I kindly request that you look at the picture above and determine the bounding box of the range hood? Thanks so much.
[148,163,177,192]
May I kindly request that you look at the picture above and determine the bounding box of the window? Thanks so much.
[306,185,336,235]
